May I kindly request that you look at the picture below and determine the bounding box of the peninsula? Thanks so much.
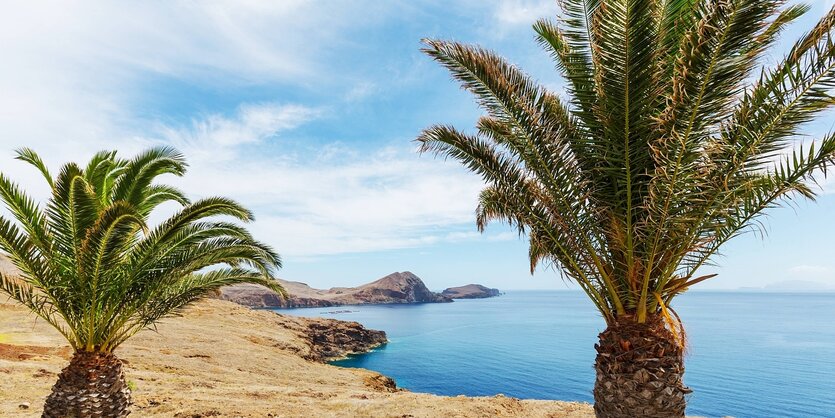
[221,271,453,308]
[0,298,592,417]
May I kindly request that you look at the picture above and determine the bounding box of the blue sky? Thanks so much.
[0,1,833,291]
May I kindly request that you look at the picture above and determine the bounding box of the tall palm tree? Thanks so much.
[418,1,835,416]
[0,147,284,417]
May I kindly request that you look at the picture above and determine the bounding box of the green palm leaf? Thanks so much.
[0,148,284,353]
[420,3,835,414]
[419,1,835,322]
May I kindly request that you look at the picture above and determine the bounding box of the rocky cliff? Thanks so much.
[220,271,452,308]
[441,284,501,299]
[304,319,389,362]
[348,272,451,305]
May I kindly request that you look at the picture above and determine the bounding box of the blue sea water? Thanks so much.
[279,291,835,418]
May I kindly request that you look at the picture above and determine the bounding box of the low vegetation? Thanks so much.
[0,147,284,416]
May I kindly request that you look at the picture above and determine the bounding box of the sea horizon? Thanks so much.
[451,288,835,294]
[282,290,835,418]
[1,0,834,416]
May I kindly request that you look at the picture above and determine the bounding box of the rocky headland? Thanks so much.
[221,271,453,308]
[0,298,593,417]
[442,284,501,299]
[304,319,388,362]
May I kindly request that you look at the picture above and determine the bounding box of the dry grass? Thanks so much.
[0,298,593,418]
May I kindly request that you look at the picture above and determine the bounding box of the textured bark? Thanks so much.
[42,351,131,418]
[593,315,690,418]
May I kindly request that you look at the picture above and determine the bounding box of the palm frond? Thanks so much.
[421,1,835,324]
[14,148,53,188]
[0,148,283,352]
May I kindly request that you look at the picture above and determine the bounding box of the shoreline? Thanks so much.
[1,298,593,417]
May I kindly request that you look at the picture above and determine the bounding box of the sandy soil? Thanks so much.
[0,298,593,417]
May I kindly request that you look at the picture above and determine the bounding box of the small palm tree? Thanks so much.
[0,147,284,417]
[418,2,835,416]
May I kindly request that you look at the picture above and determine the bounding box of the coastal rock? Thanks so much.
[303,319,388,362]
[441,284,501,299]
[220,271,452,308]
[0,297,594,417]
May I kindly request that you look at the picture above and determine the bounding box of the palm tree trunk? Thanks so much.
[42,350,131,418]
[593,315,690,418]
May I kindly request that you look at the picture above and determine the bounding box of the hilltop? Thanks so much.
[221,271,452,308]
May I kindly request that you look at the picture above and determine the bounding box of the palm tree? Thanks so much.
[418,1,835,416]
[0,147,284,417]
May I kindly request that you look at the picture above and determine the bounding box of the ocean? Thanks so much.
[279,291,835,418]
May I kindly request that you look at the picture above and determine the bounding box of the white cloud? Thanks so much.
[0,0,502,261]
[494,1,554,27]
[169,136,488,257]
[788,265,833,278]
[344,82,379,102]
[0,1,385,83]
[0,1,398,161]
[153,103,319,161]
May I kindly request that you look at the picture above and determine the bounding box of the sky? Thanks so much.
[0,0,833,292]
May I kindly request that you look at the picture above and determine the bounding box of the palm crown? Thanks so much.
[0,147,284,353]
[419,2,835,325]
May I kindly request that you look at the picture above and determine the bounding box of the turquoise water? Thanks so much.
[279,291,835,418]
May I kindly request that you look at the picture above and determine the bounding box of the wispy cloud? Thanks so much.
[788,265,833,278]
[493,1,554,27]
[155,103,320,161]
[0,0,409,213]
[0,1,399,159]
[344,82,380,102]
[166,128,489,256]
[0,1,498,260]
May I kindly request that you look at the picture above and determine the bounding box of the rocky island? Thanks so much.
[221,271,452,308]
[442,284,501,299]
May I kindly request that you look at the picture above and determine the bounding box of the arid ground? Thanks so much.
[0,298,594,418]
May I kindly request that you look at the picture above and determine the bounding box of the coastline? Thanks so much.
[0,298,593,417]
